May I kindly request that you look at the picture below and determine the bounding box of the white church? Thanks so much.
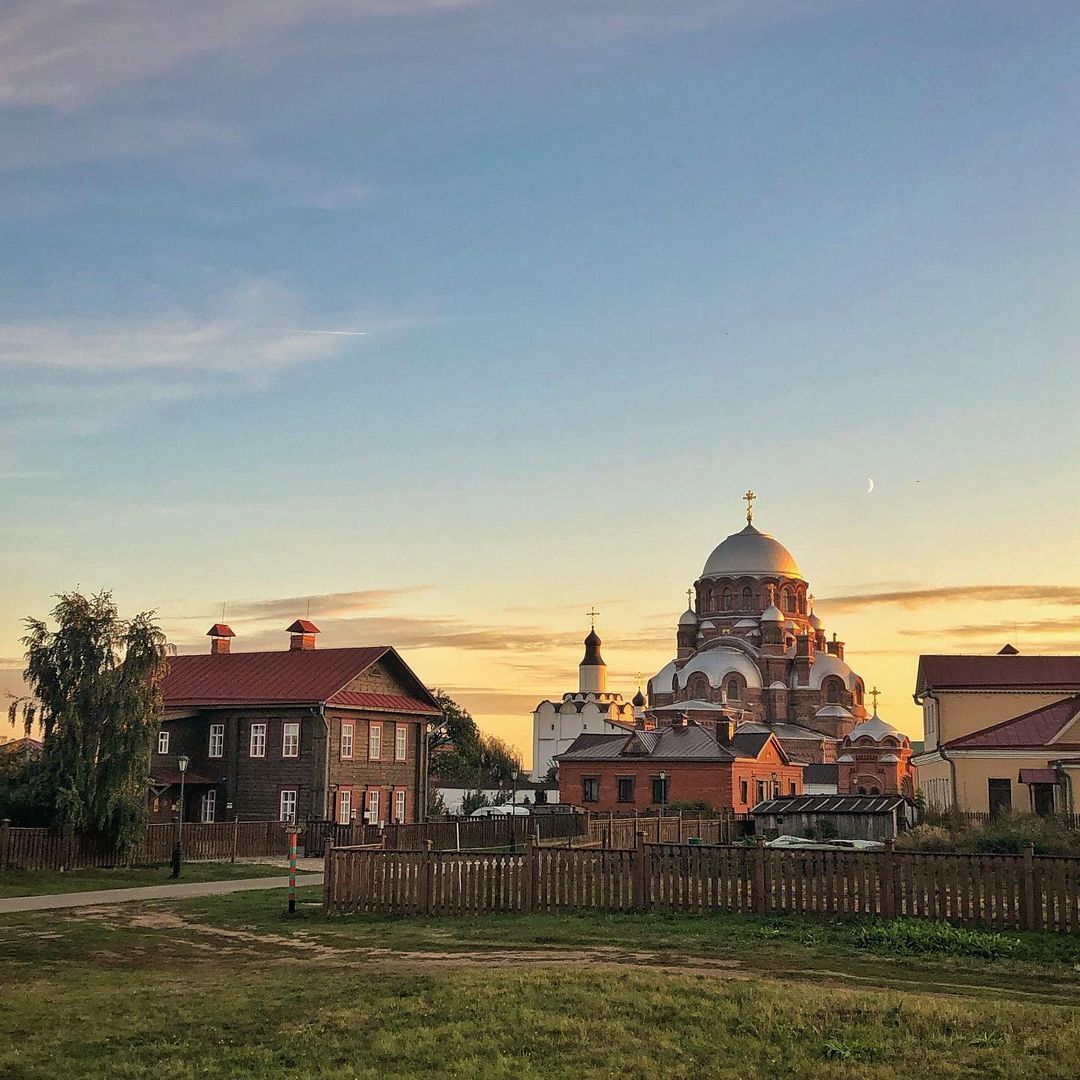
[529,622,640,781]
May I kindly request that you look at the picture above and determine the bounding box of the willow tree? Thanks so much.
[19,590,168,851]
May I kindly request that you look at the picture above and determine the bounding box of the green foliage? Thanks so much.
[822,1038,877,1062]
[898,813,1080,856]
[848,918,1019,960]
[426,786,448,817]
[19,590,168,852]
[429,689,521,789]
[460,790,492,816]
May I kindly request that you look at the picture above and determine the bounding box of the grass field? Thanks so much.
[2,887,1078,1078]
[0,861,289,898]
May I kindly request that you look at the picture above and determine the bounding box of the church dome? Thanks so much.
[847,712,906,744]
[701,524,803,580]
[678,607,698,626]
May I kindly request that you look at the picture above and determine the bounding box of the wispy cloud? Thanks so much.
[173,587,435,626]
[901,616,1080,640]
[820,584,1080,611]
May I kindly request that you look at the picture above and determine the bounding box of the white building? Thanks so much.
[530,626,639,781]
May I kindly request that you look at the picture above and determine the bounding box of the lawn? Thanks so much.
[0,860,289,898]
[2,889,1079,1078]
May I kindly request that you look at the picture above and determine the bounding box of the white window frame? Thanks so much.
[282,721,300,759]
[395,725,407,762]
[394,789,406,823]
[157,730,169,755]
[250,722,267,758]
[208,723,224,759]
[366,788,380,823]
[200,789,216,824]
[369,723,382,761]
[279,789,298,824]
[338,789,352,825]
[341,723,354,760]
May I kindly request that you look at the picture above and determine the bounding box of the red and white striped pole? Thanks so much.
[288,830,298,915]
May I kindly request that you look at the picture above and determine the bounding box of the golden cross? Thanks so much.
[743,489,756,524]
[636,672,644,692]
[870,686,881,712]
[586,605,599,629]
[808,592,815,611]
[686,587,694,608]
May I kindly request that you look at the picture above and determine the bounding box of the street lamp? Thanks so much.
[659,770,668,811]
[172,754,189,879]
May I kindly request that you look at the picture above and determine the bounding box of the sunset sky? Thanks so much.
[2,2,1078,763]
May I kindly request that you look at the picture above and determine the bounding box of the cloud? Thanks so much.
[900,615,1080,640]
[178,587,435,625]
[819,584,1080,611]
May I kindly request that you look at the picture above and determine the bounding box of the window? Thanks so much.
[200,789,216,823]
[282,721,300,758]
[208,723,224,758]
[338,788,352,825]
[781,589,794,614]
[582,777,599,803]
[755,780,766,804]
[741,587,753,610]
[395,725,407,762]
[988,778,1012,819]
[157,730,169,755]
[726,677,740,701]
[617,777,635,803]
[789,781,797,796]
[825,678,842,705]
[341,723,354,759]
[721,588,732,611]
[366,788,380,823]
[369,723,382,760]
[394,789,406,823]
[739,779,749,804]
[651,776,668,805]
[249,723,266,758]
[279,789,297,824]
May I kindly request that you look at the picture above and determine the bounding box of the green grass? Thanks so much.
[0,861,289,898]
[2,889,1080,1077]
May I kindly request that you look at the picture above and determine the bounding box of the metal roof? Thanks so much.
[917,654,1080,691]
[945,694,1080,751]
[750,793,908,815]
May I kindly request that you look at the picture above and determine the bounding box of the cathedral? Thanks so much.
[645,493,868,765]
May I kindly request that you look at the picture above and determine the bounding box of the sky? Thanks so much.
[2,1,1078,764]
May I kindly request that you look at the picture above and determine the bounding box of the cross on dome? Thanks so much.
[870,685,881,713]
[586,605,600,630]
[743,489,756,524]
[686,587,694,608]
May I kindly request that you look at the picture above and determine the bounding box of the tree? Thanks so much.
[460,790,492,817]
[18,590,168,852]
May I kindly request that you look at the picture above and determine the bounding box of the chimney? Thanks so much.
[715,718,735,745]
[826,632,845,661]
[207,623,235,655]
[286,618,320,651]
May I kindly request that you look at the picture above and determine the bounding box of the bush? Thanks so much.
[898,813,1080,856]
[894,825,956,853]
[848,918,1019,960]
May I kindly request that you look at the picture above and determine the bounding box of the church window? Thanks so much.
[781,589,794,614]
[825,678,843,705]
[726,678,741,701]
[741,587,752,610]
[721,588,732,611]
[798,592,806,615]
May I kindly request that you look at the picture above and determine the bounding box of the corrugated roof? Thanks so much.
[556,722,784,763]
[945,694,1080,750]
[326,690,441,715]
[160,646,390,705]
[751,793,908,815]
[918,655,1080,691]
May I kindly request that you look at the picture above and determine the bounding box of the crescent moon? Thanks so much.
[866,477,875,494]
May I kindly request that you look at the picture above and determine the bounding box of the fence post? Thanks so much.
[1021,843,1036,930]
[322,837,334,914]
[882,840,896,919]
[455,820,461,852]
[423,839,435,916]
[0,819,9,871]
[753,836,767,915]
[231,816,240,863]
[524,836,536,914]
[634,830,648,911]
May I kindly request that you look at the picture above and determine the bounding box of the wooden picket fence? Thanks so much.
[586,813,747,849]
[0,819,292,871]
[324,836,1080,932]
[304,813,588,857]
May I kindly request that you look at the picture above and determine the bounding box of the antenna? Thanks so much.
[307,598,312,619]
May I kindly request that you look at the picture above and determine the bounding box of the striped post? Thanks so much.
[288,831,298,915]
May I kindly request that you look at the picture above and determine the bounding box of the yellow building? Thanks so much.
[912,649,1080,815]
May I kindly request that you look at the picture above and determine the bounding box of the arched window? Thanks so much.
[825,677,843,705]
[726,677,741,701]
[781,589,794,614]
[687,673,711,701]
[741,587,752,610]
[854,681,864,706]
[797,592,807,615]
[721,588,732,611]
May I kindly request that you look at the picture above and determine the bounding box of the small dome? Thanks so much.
[762,604,783,622]
[678,607,698,626]
[847,712,905,743]
[701,524,803,580]
[808,611,822,630]
[580,629,605,668]
[815,704,853,720]
[632,689,646,707]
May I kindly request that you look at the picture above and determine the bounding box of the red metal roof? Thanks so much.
[918,655,1080,691]
[945,695,1080,750]
[160,646,389,706]
[206,623,235,638]
[1018,768,1058,785]
[326,690,442,715]
[286,619,320,634]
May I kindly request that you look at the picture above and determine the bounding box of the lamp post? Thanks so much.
[172,754,189,879]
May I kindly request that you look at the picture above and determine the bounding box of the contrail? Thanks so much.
[302,330,368,336]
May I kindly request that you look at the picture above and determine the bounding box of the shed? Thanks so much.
[750,793,916,842]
